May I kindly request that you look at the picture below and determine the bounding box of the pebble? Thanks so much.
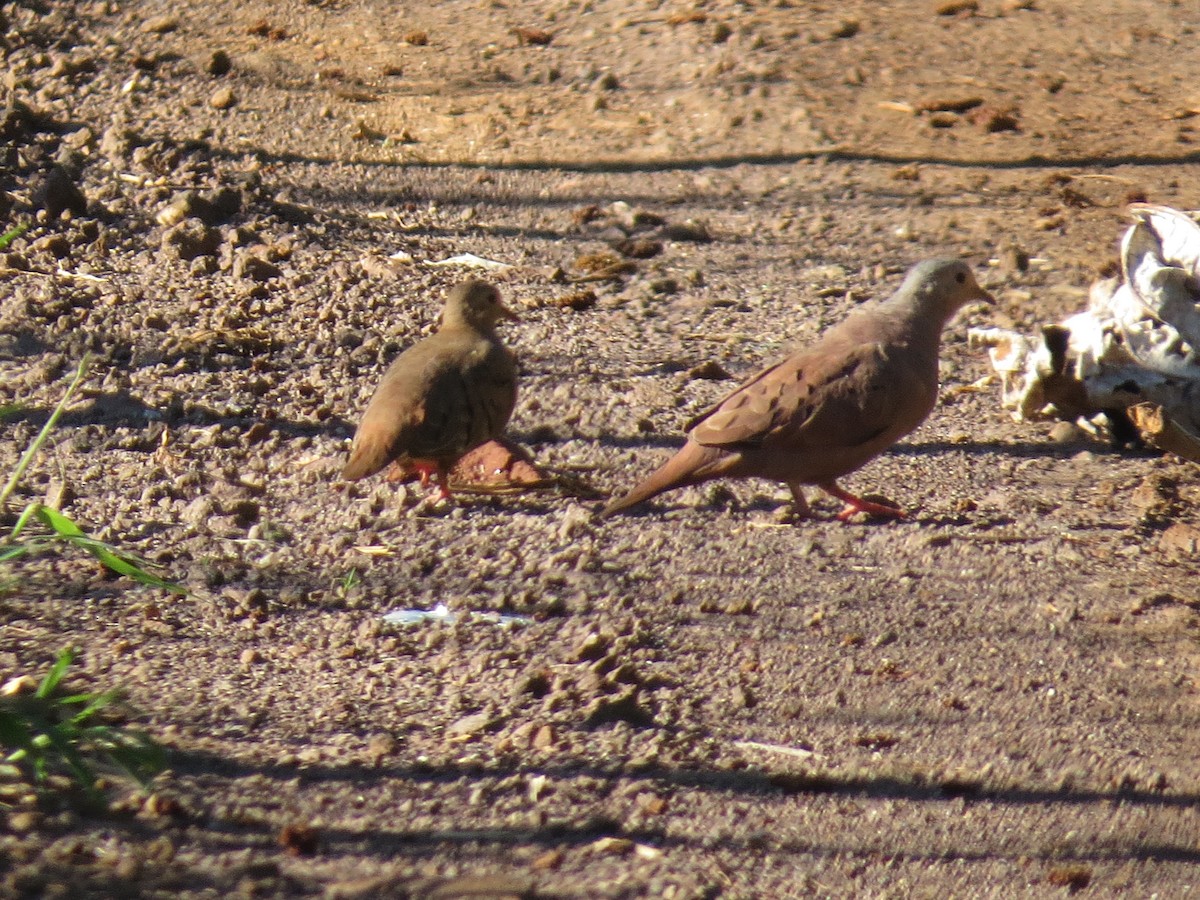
[207,50,232,76]
[140,15,179,33]
[210,87,237,110]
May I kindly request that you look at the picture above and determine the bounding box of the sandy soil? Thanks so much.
[2,1,1200,897]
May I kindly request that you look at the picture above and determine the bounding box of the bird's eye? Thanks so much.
[955,272,966,284]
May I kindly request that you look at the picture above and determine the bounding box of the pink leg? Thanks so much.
[819,481,905,522]
[433,467,452,500]
[411,461,452,500]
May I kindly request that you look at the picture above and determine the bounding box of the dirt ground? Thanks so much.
[3,1,1200,897]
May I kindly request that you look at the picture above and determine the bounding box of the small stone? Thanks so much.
[935,0,978,13]
[446,712,494,738]
[1048,420,1085,443]
[140,15,179,33]
[688,360,731,381]
[182,497,217,530]
[210,87,237,110]
[207,50,232,76]
[366,733,397,759]
[35,166,88,218]
[967,103,1020,133]
[8,811,42,833]
[660,220,713,242]
[531,849,563,870]
[234,253,283,281]
[532,724,555,750]
[829,19,859,39]
[1160,523,1200,557]
[161,220,221,260]
[613,238,662,259]
[593,72,620,91]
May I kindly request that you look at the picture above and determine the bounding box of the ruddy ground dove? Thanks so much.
[342,279,519,498]
[602,259,994,519]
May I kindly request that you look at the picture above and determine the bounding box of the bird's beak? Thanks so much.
[498,301,521,323]
[976,286,996,305]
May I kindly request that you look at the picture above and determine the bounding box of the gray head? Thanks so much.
[892,258,994,325]
[440,280,519,332]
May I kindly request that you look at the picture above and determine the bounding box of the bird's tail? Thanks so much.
[600,442,723,518]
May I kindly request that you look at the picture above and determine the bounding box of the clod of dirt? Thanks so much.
[584,688,655,728]
[278,823,319,857]
[512,27,553,46]
[935,0,978,14]
[612,238,663,259]
[161,220,221,260]
[207,50,232,76]
[34,166,87,218]
[967,103,1020,132]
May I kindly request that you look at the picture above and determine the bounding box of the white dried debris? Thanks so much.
[969,204,1200,461]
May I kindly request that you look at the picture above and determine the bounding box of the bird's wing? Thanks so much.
[688,339,915,453]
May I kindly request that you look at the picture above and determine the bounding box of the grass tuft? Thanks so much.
[0,648,164,798]
[1,354,186,594]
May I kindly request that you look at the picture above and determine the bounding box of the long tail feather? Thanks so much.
[601,442,723,517]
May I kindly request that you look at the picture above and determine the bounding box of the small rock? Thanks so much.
[532,724,555,750]
[613,238,662,259]
[998,240,1030,275]
[446,712,494,738]
[574,631,610,661]
[593,72,620,91]
[967,103,1020,133]
[688,360,731,381]
[585,688,654,728]
[162,220,221,261]
[935,0,978,13]
[182,497,217,530]
[230,499,260,527]
[210,87,237,110]
[8,811,42,833]
[140,15,179,33]
[829,19,860,39]
[531,849,563,870]
[660,220,713,242]
[366,733,397,759]
[1160,523,1200,557]
[1048,420,1085,443]
[234,253,283,281]
[35,166,88,218]
[916,95,984,113]
[207,50,232,76]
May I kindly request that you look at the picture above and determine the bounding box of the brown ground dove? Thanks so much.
[602,259,994,519]
[342,279,519,498]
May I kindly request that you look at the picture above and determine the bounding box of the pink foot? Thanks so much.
[820,482,906,522]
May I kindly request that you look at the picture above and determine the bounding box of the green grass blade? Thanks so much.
[0,224,28,251]
[0,544,33,563]
[37,647,77,699]
[32,506,186,594]
[0,353,91,512]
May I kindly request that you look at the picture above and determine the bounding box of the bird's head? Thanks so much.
[900,258,994,325]
[441,279,520,331]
